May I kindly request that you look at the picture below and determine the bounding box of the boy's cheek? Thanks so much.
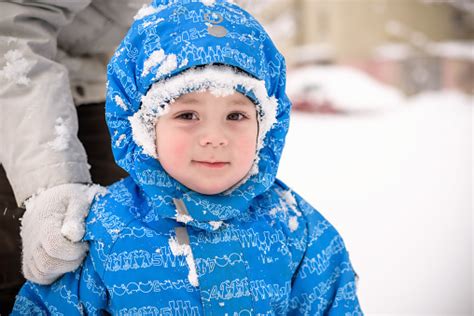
[242,130,259,148]
[162,133,189,159]
[237,137,258,159]
[171,141,188,159]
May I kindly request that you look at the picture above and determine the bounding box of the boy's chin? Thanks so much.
[182,173,252,195]
[189,186,228,196]
[184,182,235,196]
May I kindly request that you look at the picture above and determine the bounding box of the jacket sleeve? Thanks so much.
[0,1,92,206]
[11,241,109,315]
[287,194,362,315]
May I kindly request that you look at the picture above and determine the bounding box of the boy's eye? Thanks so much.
[227,112,247,121]
[176,112,198,120]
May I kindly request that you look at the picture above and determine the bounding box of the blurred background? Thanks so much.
[239,0,473,315]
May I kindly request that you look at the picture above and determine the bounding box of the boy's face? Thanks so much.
[155,90,258,195]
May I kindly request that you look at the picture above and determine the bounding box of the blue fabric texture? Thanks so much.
[12,0,362,315]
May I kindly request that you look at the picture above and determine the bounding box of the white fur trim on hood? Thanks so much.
[129,65,278,177]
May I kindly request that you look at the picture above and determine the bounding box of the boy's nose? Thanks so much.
[199,133,228,147]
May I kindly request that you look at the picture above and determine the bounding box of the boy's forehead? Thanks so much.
[174,91,255,106]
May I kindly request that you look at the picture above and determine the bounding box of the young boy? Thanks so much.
[12,0,362,314]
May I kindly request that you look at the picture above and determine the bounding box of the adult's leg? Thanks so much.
[76,102,127,185]
[0,166,25,315]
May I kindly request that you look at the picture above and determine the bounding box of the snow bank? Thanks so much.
[278,89,472,315]
[427,41,474,61]
[373,43,413,61]
[405,89,472,109]
[286,65,405,112]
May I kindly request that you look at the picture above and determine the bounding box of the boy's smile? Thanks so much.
[192,161,229,168]
[155,90,258,195]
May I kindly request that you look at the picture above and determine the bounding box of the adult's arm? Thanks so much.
[0,0,93,206]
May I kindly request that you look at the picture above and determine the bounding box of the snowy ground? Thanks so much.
[278,87,472,315]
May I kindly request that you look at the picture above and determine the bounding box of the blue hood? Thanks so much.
[105,0,291,230]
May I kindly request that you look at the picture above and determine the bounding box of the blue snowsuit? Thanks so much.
[12,0,362,315]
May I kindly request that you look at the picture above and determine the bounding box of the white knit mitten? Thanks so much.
[20,183,106,284]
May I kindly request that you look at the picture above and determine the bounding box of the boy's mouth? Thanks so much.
[192,160,229,168]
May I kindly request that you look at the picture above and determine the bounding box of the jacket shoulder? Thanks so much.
[271,178,339,232]
[84,177,143,245]
[266,179,347,257]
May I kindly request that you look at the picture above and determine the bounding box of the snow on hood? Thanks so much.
[105,0,290,226]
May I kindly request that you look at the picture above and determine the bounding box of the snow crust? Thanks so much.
[129,105,169,158]
[175,210,193,224]
[115,134,126,147]
[142,50,166,77]
[85,184,108,202]
[168,236,199,287]
[288,216,299,232]
[270,189,302,232]
[134,4,166,20]
[47,117,72,152]
[114,95,128,111]
[179,58,189,68]
[142,18,164,28]
[280,189,301,215]
[201,0,216,6]
[0,49,34,86]
[156,54,178,78]
[209,221,223,230]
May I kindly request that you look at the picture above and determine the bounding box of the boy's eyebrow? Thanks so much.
[174,97,200,104]
[173,96,255,106]
[227,98,254,106]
